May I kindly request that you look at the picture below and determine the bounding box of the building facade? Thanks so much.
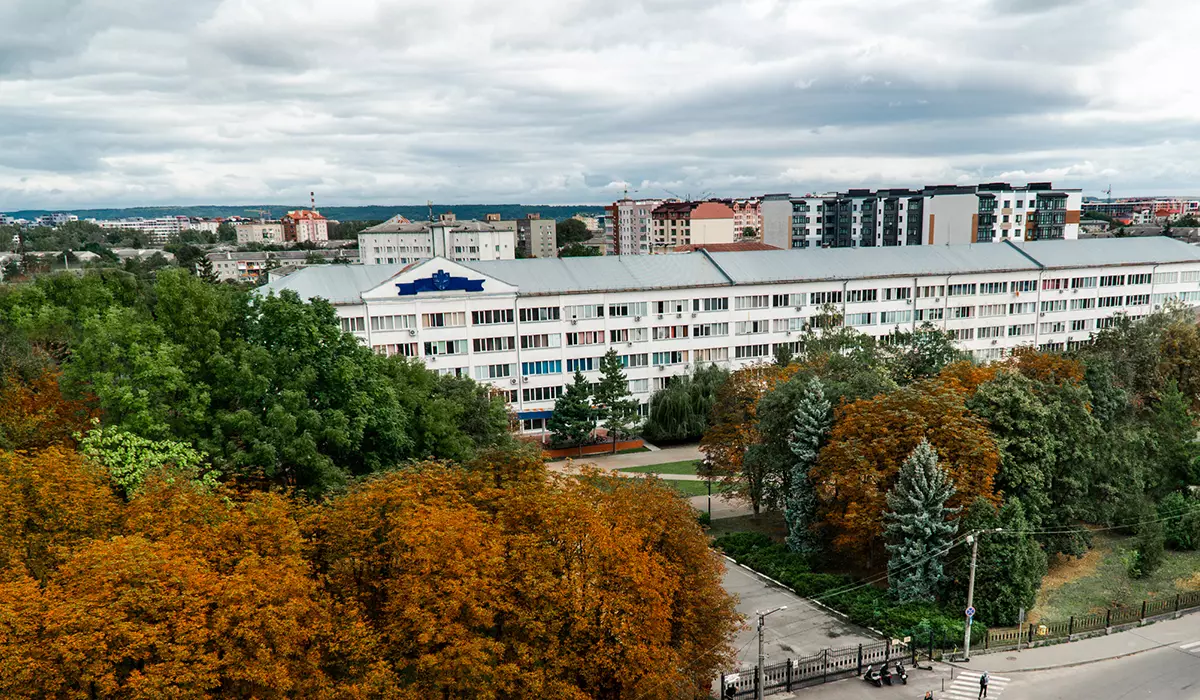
[762,183,1083,250]
[729,198,762,239]
[206,248,359,283]
[607,198,662,255]
[359,214,517,265]
[235,222,286,245]
[515,214,557,258]
[282,210,329,243]
[651,200,736,251]
[261,237,1200,433]
[94,216,190,245]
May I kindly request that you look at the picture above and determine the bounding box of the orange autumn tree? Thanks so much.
[700,363,797,514]
[1008,346,1085,386]
[937,360,1000,397]
[0,368,95,450]
[810,378,1000,563]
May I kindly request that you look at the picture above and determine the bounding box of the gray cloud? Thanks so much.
[1,0,1198,211]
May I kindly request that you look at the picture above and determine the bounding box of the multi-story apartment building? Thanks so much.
[206,248,359,283]
[762,183,1083,250]
[359,214,516,264]
[651,200,736,251]
[260,237,1200,433]
[607,198,662,255]
[281,210,329,243]
[729,198,762,239]
[515,214,557,258]
[94,216,191,245]
[235,222,285,245]
[1084,197,1200,220]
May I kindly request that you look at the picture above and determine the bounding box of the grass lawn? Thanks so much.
[618,459,701,475]
[1030,531,1200,623]
[706,510,788,541]
[663,479,727,498]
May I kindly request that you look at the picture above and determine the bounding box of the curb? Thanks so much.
[939,641,1173,674]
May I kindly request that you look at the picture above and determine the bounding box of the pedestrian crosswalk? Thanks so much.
[1179,640,1200,653]
[943,670,1011,699]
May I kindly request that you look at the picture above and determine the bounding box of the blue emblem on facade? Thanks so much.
[396,269,485,296]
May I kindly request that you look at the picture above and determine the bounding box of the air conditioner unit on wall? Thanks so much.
[408,329,416,336]
[509,378,518,385]
[522,377,529,383]
[570,319,578,325]
[634,316,641,322]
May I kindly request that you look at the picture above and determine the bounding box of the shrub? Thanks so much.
[1129,517,1166,578]
[1159,491,1200,551]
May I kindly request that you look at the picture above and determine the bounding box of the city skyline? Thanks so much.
[3,0,1199,210]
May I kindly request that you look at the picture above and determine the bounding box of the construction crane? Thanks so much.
[245,208,272,222]
[1104,184,1113,205]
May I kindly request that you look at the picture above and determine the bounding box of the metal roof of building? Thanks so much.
[462,254,730,295]
[707,243,1037,284]
[1012,237,1200,269]
[258,264,404,305]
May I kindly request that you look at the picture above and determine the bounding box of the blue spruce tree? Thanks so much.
[785,377,831,555]
[884,439,960,602]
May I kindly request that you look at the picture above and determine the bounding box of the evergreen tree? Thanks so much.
[197,256,219,283]
[548,371,596,454]
[1149,380,1200,493]
[944,497,1046,626]
[784,377,831,554]
[593,349,640,453]
[883,439,959,602]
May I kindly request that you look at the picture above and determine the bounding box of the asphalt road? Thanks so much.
[1002,641,1200,699]
[723,561,879,669]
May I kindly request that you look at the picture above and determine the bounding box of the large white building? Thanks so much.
[762,182,1084,250]
[607,198,663,255]
[261,237,1200,433]
[359,215,517,264]
[92,216,190,245]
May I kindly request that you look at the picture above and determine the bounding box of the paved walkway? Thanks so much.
[562,443,703,471]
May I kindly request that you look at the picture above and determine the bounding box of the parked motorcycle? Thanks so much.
[893,661,909,685]
[880,663,893,686]
[862,665,882,687]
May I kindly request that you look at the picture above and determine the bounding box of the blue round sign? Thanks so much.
[965,606,976,617]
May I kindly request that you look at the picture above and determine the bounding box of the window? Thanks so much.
[1128,273,1152,285]
[1041,278,1068,291]
[1040,321,1066,334]
[339,316,366,333]
[979,304,1007,318]
[1013,280,1037,293]
[734,344,769,359]
[919,285,946,298]
[1070,277,1098,289]
[653,299,688,314]
[608,301,648,318]
[651,325,689,340]
[977,326,1005,339]
[1008,324,1035,337]
[734,295,770,310]
[810,290,843,305]
[694,297,730,312]
[974,348,1004,361]
[916,308,944,321]
[883,287,913,301]
[847,288,878,303]
[1098,296,1123,308]
[523,386,563,402]
[772,318,807,332]
[609,327,649,343]
[520,333,562,349]
[980,282,1008,295]
[846,312,876,326]
[475,363,513,380]
[879,310,912,325]
[950,306,975,319]
[951,328,974,341]
[736,320,770,335]
[1153,272,1180,285]
[1041,300,1067,313]
[1097,316,1120,329]
[563,304,605,320]
[773,341,801,356]
[694,347,729,363]
[373,343,418,357]
[1125,294,1150,306]
[1009,302,1036,315]
[1070,298,1096,310]
[521,360,562,376]
[371,314,417,331]
[471,309,513,325]
[652,351,688,365]
[771,293,806,308]
[628,379,650,394]
[1181,271,1200,283]
[693,322,729,337]
[519,306,560,323]
[1070,319,1092,332]
[424,339,467,355]
[948,283,977,297]
[619,353,649,368]
[1100,274,1125,287]
[566,357,598,372]
[473,336,516,353]
[566,331,604,346]
[422,312,466,328]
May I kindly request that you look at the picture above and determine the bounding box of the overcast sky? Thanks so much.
[2,0,1199,210]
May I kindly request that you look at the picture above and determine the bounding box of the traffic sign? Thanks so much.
[965,606,976,617]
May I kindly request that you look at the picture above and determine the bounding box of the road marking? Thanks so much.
[949,675,1010,699]
[1180,641,1200,650]
[954,672,1012,682]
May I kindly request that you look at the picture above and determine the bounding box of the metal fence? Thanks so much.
[983,590,1200,652]
[718,639,913,699]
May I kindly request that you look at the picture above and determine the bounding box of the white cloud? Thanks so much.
[1,0,1199,210]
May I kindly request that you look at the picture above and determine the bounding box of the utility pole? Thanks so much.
[963,533,978,660]
[756,606,787,700]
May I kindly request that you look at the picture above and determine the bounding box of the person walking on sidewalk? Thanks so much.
[978,671,989,698]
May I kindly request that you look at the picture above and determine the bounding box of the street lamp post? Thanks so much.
[756,606,787,700]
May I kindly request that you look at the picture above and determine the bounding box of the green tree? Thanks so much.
[555,218,590,245]
[642,364,729,443]
[558,243,599,257]
[1130,515,1166,579]
[784,377,831,555]
[1159,491,1200,551]
[741,226,756,238]
[883,440,959,602]
[944,498,1046,626]
[216,222,237,242]
[548,370,596,452]
[78,425,216,497]
[593,349,639,453]
[197,256,218,283]
[883,323,970,384]
[1148,380,1200,493]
